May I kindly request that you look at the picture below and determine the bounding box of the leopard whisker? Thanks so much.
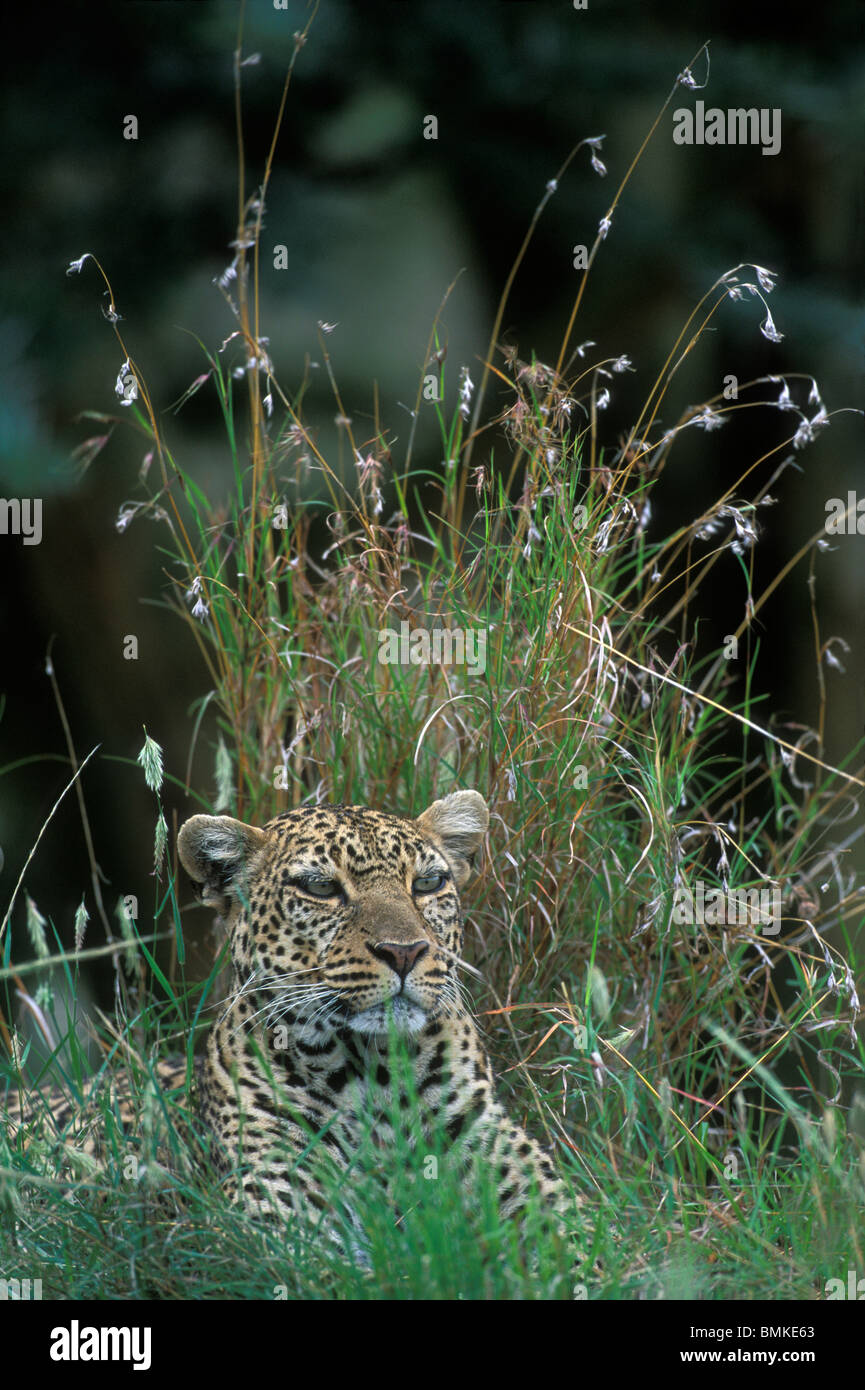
[228,993,334,1043]
[264,992,335,1029]
[435,943,488,986]
[245,987,335,1033]
[235,965,321,1001]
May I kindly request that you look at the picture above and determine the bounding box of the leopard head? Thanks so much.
[177,791,489,1038]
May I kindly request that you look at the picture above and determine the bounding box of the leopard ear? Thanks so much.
[177,814,266,911]
[416,790,489,888]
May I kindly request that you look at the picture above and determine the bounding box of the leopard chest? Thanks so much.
[204,1009,483,1153]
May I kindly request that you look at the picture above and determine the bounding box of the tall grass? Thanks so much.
[1,20,863,1300]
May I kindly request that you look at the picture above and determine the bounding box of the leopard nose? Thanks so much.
[369,940,429,981]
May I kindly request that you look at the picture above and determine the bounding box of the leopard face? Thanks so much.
[177,791,489,1042]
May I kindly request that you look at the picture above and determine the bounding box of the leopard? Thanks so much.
[2,790,566,1251]
[176,789,565,1246]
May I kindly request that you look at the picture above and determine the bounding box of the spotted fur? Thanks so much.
[177,790,563,1238]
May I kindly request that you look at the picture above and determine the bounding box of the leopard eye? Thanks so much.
[412,873,448,895]
[295,877,343,899]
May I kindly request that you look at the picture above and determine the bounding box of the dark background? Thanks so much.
[1,0,863,999]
